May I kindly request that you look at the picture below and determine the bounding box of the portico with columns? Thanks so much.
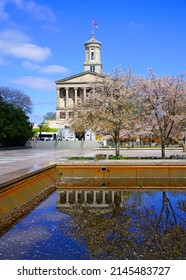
[57,189,128,210]
[56,72,97,122]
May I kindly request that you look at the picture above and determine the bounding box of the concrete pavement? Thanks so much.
[0,146,185,186]
[0,146,94,185]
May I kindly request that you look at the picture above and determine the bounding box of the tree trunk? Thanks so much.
[149,135,152,147]
[115,141,120,157]
[161,140,166,159]
[156,191,177,233]
[114,131,120,157]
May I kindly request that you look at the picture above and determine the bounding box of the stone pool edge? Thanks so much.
[0,160,186,233]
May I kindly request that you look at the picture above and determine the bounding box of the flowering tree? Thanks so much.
[138,71,186,158]
[71,67,138,156]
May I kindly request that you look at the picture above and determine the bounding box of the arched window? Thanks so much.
[91,51,94,60]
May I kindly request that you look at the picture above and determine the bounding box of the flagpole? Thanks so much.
[91,20,95,37]
[91,20,98,37]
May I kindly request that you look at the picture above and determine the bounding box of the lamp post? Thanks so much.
[149,133,153,147]
[38,123,43,140]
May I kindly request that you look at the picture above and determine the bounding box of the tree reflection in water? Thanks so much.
[58,190,186,260]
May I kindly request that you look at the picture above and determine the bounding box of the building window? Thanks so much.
[90,65,95,72]
[91,52,94,60]
[69,112,74,118]
[60,112,66,119]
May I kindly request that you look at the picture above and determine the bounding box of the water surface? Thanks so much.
[0,189,185,260]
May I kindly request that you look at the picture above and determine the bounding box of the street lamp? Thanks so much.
[38,122,44,140]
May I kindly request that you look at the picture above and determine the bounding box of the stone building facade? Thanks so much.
[54,32,102,128]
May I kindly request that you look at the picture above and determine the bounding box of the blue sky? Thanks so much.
[1,0,186,124]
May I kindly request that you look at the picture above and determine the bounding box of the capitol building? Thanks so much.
[46,32,103,134]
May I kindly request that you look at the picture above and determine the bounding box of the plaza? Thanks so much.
[0,145,185,186]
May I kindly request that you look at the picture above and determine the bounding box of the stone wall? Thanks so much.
[30,140,100,149]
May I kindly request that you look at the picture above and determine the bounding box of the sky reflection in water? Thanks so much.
[0,190,185,260]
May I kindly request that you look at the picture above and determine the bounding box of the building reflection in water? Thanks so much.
[56,189,186,259]
[56,189,128,213]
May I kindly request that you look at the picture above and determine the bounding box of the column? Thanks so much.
[83,88,86,99]
[65,88,69,107]
[57,191,60,204]
[102,191,105,203]
[57,88,60,107]
[112,191,115,204]
[84,191,87,203]
[75,191,78,203]
[74,88,78,105]
[65,111,69,119]
[66,191,69,203]
[93,191,96,204]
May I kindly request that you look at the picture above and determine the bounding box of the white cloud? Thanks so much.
[0,29,51,62]
[11,0,56,22]
[4,43,51,61]
[12,76,55,90]
[0,0,58,35]
[0,0,56,23]
[22,61,40,71]
[0,0,9,21]
[39,65,69,74]
[1,29,30,42]
[22,61,69,74]
[126,20,145,31]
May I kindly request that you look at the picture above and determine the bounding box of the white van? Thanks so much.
[37,132,58,141]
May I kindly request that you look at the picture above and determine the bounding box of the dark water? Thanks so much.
[0,189,185,260]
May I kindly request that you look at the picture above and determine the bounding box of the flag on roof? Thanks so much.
[92,20,98,28]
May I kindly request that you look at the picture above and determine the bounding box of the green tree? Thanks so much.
[43,112,56,120]
[0,97,33,147]
[0,86,33,114]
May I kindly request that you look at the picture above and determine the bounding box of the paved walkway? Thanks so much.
[0,147,94,185]
[95,147,185,158]
[0,146,185,186]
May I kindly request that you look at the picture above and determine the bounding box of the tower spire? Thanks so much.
[91,30,95,40]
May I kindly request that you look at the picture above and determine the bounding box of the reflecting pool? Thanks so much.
[0,189,185,260]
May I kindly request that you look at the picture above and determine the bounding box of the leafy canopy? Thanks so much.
[0,97,33,147]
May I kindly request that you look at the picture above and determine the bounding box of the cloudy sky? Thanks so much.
[1,0,186,124]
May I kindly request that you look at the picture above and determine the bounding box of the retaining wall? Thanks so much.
[30,140,100,149]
